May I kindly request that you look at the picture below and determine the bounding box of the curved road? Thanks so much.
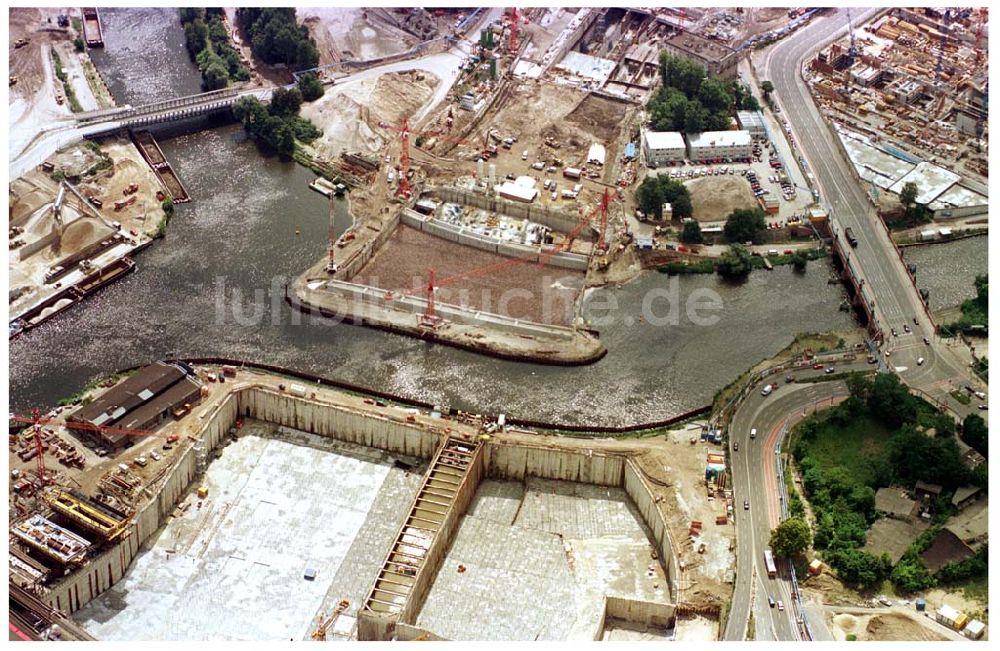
[763,8,983,412]
[723,359,871,641]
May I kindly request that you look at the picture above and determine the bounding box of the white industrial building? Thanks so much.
[685,130,752,162]
[642,131,686,167]
[736,111,766,138]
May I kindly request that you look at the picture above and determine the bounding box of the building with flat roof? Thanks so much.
[736,111,766,138]
[686,130,752,162]
[643,131,686,167]
[874,487,917,520]
[661,31,739,79]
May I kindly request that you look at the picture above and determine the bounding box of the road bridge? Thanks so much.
[764,7,983,411]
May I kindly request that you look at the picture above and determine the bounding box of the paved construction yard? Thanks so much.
[73,423,424,641]
[416,478,669,640]
[353,225,585,326]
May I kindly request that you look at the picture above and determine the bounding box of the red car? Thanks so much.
[812,363,824,370]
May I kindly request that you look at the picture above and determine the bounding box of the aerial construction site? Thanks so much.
[7,5,990,644]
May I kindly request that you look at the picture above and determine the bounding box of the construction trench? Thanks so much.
[38,370,680,641]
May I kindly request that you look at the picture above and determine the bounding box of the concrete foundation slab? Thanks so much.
[416,478,668,640]
[73,425,417,641]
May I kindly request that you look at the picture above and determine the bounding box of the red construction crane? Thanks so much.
[30,409,46,488]
[312,599,350,641]
[597,188,612,252]
[12,414,177,442]
[419,268,439,328]
[508,7,520,53]
[389,188,620,309]
[379,119,471,200]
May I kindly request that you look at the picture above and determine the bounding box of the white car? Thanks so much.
[917,357,925,366]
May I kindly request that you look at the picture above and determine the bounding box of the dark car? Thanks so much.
[768,597,776,608]
[785,375,794,383]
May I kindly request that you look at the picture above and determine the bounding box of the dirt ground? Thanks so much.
[299,8,418,64]
[828,610,950,641]
[300,71,439,162]
[353,224,585,326]
[685,176,758,223]
[9,136,166,314]
[633,422,736,612]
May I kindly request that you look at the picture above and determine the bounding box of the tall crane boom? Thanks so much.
[508,7,519,53]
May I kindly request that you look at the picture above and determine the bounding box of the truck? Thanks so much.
[845,227,858,247]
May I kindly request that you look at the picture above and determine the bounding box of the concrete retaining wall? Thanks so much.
[427,187,592,237]
[401,209,590,271]
[605,595,676,629]
[44,392,239,614]
[316,278,578,341]
[338,211,401,282]
[484,440,626,486]
[18,231,59,261]
[45,381,678,631]
[623,460,679,601]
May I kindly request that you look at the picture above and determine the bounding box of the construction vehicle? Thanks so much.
[123,183,139,196]
[312,599,350,640]
[15,38,29,49]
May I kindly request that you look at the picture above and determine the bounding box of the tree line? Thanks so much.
[235,8,320,71]
[232,85,321,156]
[647,53,760,134]
[179,9,250,91]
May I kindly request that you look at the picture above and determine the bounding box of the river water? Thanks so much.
[10,9,872,425]
[902,236,988,311]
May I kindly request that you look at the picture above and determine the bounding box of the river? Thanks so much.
[9,9,861,425]
[902,236,988,312]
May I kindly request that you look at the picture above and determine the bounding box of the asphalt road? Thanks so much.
[723,359,870,641]
[762,8,984,413]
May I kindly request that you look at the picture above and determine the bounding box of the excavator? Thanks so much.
[311,599,350,641]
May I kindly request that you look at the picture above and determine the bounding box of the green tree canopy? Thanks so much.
[635,175,693,220]
[681,220,703,244]
[717,244,753,278]
[269,87,303,119]
[723,207,767,244]
[961,414,988,457]
[761,80,774,96]
[297,72,324,102]
[769,518,812,558]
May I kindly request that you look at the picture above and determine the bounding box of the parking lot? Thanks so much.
[650,136,815,226]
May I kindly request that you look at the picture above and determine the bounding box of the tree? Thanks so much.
[761,80,774,96]
[891,555,935,593]
[770,518,812,558]
[634,176,693,221]
[961,414,988,457]
[297,72,324,102]
[790,250,808,272]
[179,8,206,24]
[717,244,753,279]
[683,99,708,133]
[184,19,209,59]
[202,60,230,91]
[161,197,174,215]
[232,96,268,132]
[73,37,85,52]
[829,549,892,589]
[698,77,732,113]
[723,208,767,244]
[269,87,302,119]
[681,221,703,244]
[899,181,919,208]
[867,373,918,428]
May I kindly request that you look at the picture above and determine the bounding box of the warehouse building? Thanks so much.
[685,130,752,162]
[67,361,203,449]
[736,111,766,138]
[642,131,686,167]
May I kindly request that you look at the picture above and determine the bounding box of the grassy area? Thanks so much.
[961,573,989,609]
[949,390,971,406]
[794,412,891,488]
[81,57,114,108]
